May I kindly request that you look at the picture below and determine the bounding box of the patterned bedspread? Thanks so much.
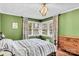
[0,38,55,56]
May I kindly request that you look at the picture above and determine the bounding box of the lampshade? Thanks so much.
[39,3,48,16]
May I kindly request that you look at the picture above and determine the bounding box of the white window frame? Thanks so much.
[28,20,53,38]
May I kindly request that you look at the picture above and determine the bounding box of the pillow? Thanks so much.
[0,50,14,56]
[29,35,54,43]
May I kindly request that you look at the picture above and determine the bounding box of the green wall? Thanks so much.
[0,13,23,40]
[59,9,79,37]
[0,13,1,32]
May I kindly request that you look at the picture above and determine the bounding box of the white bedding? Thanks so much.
[0,38,55,56]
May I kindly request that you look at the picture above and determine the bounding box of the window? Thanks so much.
[33,23,39,36]
[28,20,53,37]
[42,23,47,35]
[28,21,40,36]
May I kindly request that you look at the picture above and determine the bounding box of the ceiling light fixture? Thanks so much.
[39,3,48,16]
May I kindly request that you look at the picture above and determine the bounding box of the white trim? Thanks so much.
[60,7,79,14]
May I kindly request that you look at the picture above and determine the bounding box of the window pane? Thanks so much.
[42,29,47,35]
[49,23,53,35]
[42,23,47,35]
[33,23,39,28]
[28,23,32,35]
[42,23,47,29]
[33,29,39,35]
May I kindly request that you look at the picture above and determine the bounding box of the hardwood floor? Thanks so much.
[56,48,74,56]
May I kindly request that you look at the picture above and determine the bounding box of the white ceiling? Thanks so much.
[0,3,79,19]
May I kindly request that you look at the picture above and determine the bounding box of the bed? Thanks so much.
[0,38,55,56]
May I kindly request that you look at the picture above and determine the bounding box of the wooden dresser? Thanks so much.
[59,36,79,55]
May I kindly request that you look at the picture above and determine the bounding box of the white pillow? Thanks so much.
[0,50,12,56]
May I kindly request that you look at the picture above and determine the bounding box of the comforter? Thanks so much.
[0,38,55,56]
